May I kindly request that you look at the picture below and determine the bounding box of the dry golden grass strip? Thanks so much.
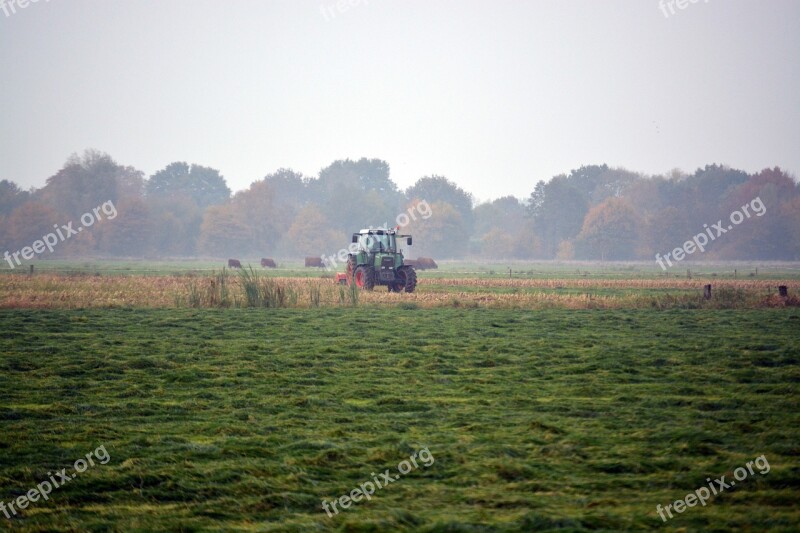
[421,278,800,290]
[1,274,798,310]
[0,275,186,308]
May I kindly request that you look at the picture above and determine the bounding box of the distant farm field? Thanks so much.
[3,259,800,279]
[1,260,799,310]
[1,308,799,531]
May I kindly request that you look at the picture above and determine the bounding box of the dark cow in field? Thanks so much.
[261,258,277,268]
[305,256,324,268]
[413,257,438,270]
[228,259,242,269]
[421,257,439,269]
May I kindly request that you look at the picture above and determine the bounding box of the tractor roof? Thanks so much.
[358,228,396,235]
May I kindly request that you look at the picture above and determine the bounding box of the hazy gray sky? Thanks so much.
[1,0,798,201]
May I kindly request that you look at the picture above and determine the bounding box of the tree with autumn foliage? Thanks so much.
[475,196,539,258]
[576,197,642,260]
[714,167,798,260]
[403,201,469,258]
[198,204,251,257]
[4,202,60,254]
[95,198,153,257]
[284,206,341,257]
[38,150,144,220]
[147,162,231,209]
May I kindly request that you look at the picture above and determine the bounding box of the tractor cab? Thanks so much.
[353,228,408,254]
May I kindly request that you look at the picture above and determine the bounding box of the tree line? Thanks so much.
[1,150,798,262]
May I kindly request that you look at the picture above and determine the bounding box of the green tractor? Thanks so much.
[346,228,417,293]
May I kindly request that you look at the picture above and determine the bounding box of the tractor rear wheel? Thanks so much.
[397,266,417,293]
[354,265,375,291]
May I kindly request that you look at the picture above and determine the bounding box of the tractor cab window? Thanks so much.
[372,234,389,252]
[358,234,375,252]
[362,233,391,252]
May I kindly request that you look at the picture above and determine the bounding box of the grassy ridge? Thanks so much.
[0,308,799,531]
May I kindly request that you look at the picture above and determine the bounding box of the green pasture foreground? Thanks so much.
[2,259,799,280]
[0,308,798,531]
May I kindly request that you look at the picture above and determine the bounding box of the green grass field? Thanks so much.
[1,307,798,531]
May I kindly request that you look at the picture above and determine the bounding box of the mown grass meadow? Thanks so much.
[1,307,798,531]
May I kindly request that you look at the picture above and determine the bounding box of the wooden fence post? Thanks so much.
[704,284,712,300]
